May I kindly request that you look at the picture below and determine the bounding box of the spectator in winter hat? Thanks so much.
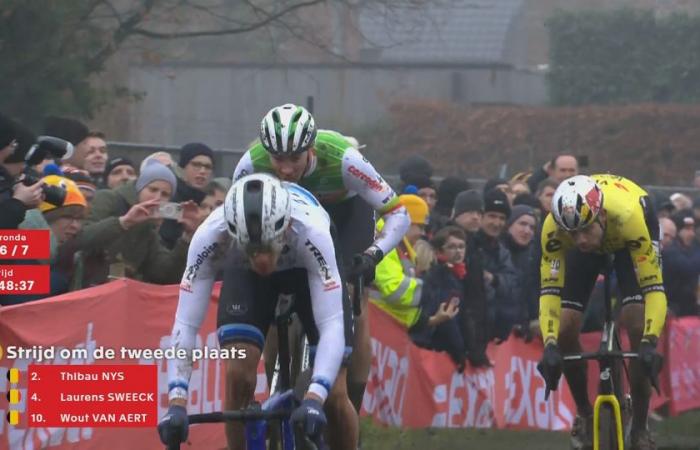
[104,157,137,189]
[76,160,198,286]
[63,167,97,204]
[451,189,483,235]
[473,188,518,341]
[179,142,215,191]
[158,143,214,249]
[483,177,514,205]
[39,175,87,244]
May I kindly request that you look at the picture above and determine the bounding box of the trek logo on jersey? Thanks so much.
[304,239,339,291]
[348,165,383,192]
[180,242,219,291]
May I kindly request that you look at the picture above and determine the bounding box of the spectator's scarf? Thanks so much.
[436,254,467,280]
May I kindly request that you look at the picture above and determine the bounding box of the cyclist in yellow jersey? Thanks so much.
[537,174,666,450]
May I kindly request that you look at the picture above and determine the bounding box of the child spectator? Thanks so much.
[411,225,470,371]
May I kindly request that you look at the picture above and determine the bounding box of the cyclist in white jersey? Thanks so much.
[158,173,357,450]
[234,104,410,412]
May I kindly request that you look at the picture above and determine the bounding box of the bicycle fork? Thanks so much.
[592,387,624,450]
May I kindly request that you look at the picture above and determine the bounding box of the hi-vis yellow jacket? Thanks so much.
[369,220,424,329]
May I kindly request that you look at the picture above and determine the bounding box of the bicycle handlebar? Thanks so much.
[563,351,638,362]
[188,409,292,424]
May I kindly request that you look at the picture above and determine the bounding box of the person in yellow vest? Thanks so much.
[370,194,458,333]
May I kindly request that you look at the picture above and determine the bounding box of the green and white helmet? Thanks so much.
[259,104,317,155]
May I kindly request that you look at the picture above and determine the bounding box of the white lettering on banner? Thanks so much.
[432,370,496,428]
[155,332,223,418]
[669,325,700,404]
[2,324,97,449]
[503,356,573,430]
[362,338,409,426]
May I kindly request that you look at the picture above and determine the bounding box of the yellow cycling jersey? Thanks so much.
[539,174,667,342]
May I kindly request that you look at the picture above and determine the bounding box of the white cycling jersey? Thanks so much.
[167,182,345,403]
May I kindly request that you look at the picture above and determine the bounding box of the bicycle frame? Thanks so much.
[561,257,637,450]
[178,293,301,450]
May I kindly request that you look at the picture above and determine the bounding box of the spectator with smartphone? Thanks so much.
[73,160,199,285]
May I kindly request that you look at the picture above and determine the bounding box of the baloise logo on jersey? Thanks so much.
[180,242,219,292]
[304,239,340,291]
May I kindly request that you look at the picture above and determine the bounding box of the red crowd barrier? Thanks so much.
[0,279,698,449]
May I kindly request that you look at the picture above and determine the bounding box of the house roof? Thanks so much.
[358,0,524,64]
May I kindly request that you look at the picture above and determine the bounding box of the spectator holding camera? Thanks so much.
[74,160,199,285]
[0,114,45,229]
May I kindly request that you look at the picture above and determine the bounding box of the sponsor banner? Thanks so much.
[0,280,695,448]
[363,303,685,429]
[666,316,700,415]
[0,279,267,449]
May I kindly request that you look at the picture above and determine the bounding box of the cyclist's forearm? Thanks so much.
[539,294,561,344]
[642,290,667,339]
[308,315,345,403]
[167,319,199,402]
[373,205,409,255]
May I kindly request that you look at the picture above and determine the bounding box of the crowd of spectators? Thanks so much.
[0,114,223,305]
[370,153,700,371]
[1,112,699,374]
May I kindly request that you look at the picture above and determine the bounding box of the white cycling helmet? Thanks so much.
[224,173,291,253]
[551,175,604,231]
[259,103,316,155]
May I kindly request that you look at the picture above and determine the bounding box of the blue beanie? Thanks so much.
[135,159,177,195]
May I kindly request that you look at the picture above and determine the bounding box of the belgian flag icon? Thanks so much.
[7,389,20,404]
[6,411,19,425]
[6,369,19,384]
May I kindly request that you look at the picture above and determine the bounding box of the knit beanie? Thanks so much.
[179,142,214,168]
[452,189,483,217]
[506,205,536,229]
[136,159,177,194]
[399,194,429,225]
[104,157,135,178]
[484,188,511,218]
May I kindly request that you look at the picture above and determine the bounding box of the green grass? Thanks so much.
[360,410,700,450]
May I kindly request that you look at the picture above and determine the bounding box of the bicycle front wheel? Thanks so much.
[597,404,621,450]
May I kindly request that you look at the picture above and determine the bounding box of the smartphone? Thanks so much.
[158,202,183,220]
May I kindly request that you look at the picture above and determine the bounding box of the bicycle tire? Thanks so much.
[598,403,620,450]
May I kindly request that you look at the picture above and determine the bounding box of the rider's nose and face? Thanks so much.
[570,214,605,252]
[270,151,310,182]
[248,248,281,276]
